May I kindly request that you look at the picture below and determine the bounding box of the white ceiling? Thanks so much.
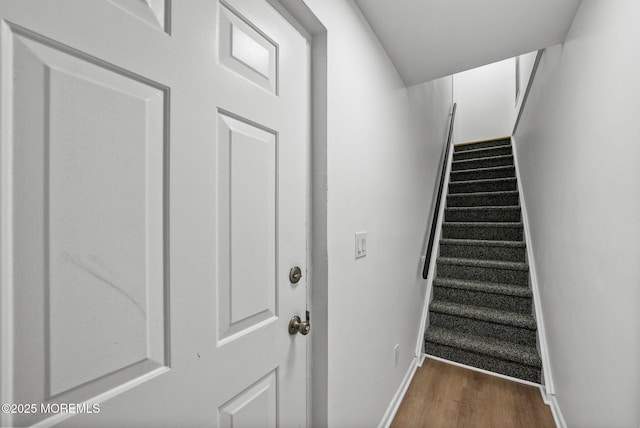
[354,0,582,86]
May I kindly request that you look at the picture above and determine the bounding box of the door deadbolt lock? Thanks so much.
[289,311,310,335]
[289,266,302,284]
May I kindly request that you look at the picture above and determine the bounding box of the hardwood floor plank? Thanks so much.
[391,358,555,428]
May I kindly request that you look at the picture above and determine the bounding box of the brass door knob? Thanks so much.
[289,311,310,335]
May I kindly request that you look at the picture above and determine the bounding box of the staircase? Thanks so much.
[424,137,542,384]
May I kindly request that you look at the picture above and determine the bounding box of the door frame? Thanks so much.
[265,1,328,427]
[0,19,14,428]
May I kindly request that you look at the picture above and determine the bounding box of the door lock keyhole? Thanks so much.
[289,266,302,284]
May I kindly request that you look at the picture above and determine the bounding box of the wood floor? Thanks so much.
[391,358,555,428]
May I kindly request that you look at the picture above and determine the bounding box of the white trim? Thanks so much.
[0,21,15,428]
[512,49,544,136]
[377,357,419,428]
[418,352,427,367]
[539,386,566,428]
[511,137,554,395]
[263,3,326,428]
[414,113,456,359]
[424,354,541,389]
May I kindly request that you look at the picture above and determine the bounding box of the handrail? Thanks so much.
[422,103,457,279]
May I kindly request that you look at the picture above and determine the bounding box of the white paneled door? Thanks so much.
[0,1,309,426]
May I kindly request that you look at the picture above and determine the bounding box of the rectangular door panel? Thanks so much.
[8,25,169,427]
[219,1,278,94]
[217,112,278,345]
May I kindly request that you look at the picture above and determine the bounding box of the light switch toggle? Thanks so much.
[355,232,367,259]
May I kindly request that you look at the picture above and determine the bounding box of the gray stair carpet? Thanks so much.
[424,137,542,384]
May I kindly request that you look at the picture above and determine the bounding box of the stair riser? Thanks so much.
[424,342,541,383]
[439,242,526,262]
[450,167,515,182]
[437,262,529,286]
[449,179,517,194]
[445,208,521,222]
[433,286,532,313]
[447,193,519,207]
[453,145,512,161]
[452,156,513,171]
[454,139,511,152]
[430,312,537,346]
[442,225,523,241]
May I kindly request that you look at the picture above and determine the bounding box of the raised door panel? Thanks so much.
[218,1,278,94]
[218,370,277,428]
[217,112,278,345]
[7,26,168,427]
[107,0,171,33]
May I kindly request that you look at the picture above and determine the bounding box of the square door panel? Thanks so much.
[217,112,278,344]
[7,26,169,411]
[219,370,277,428]
[219,1,278,94]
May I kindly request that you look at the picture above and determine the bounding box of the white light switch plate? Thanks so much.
[355,231,367,259]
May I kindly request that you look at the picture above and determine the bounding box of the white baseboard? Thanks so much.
[418,353,427,367]
[539,387,566,428]
[511,137,555,396]
[378,357,419,428]
[424,354,541,389]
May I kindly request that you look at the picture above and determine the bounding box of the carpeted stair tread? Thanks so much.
[440,238,525,250]
[442,222,523,232]
[452,145,513,161]
[450,165,516,182]
[445,205,521,213]
[425,327,542,368]
[443,221,523,228]
[449,177,517,194]
[439,237,526,262]
[433,281,533,314]
[446,191,520,208]
[451,154,514,171]
[437,257,529,286]
[433,277,533,298]
[442,222,524,242]
[444,206,521,223]
[448,190,519,200]
[437,257,528,271]
[430,300,536,330]
[454,138,511,152]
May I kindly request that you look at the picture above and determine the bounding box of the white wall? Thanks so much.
[302,0,453,426]
[514,1,640,426]
[408,80,455,243]
[453,58,516,143]
[452,50,538,143]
